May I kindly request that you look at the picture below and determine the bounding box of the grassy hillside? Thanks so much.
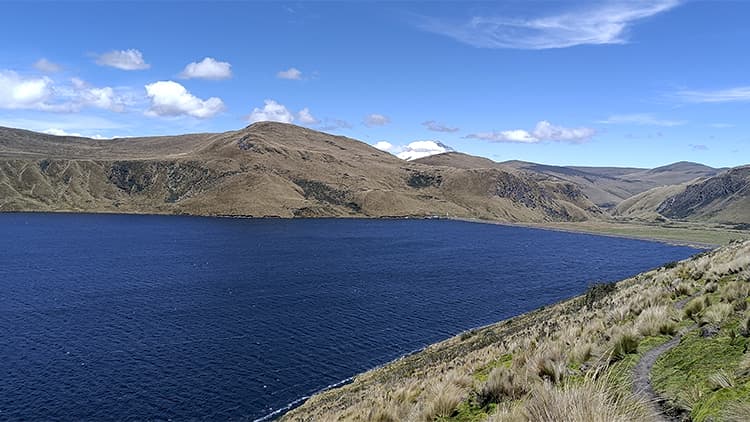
[616,166,750,226]
[282,240,750,421]
[0,123,600,223]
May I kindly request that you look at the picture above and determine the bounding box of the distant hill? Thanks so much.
[416,153,725,214]
[616,166,750,226]
[0,123,600,223]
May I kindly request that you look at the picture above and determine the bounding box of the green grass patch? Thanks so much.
[440,401,495,422]
[652,326,750,421]
[473,353,512,382]
[606,335,671,393]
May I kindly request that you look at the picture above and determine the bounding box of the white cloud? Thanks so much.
[373,141,393,151]
[297,107,319,124]
[0,71,56,110]
[0,71,128,113]
[43,128,109,139]
[466,121,595,143]
[675,86,750,103]
[95,49,150,70]
[0,116,125,131]
[179,57,232,80]
[277,67,303,80]
[319,119,352,132]
[422,120,459,133]
[64,78,128,112]
[396,140,454,160]
[33,58,62,73]
[145,81,225,119]
[599,113,685,126]
[247,99,295,123]
[419,0,680,49]
[364,113,391,127]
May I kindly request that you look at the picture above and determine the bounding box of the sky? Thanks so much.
[0,0,749,168]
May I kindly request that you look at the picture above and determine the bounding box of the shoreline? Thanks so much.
[447,217,723,249]
[1,209,743,248]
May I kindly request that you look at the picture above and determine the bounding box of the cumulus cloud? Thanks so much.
[95,49,150,70]
[422,120,459,133]
[599,113,685,126]
[0,71,126,112]
[0,71,56,110]
[33,58,62,73]
[373,141,393,151]
[179,57,232,80]
[246,99,295,123]
[277,67,303,80]
[297,107,319,124]
[364,113,391,127]
[396,140,454,160]
[145,81,225,119]
[466,121,595,144]
[675,86,750,103]
[419,0,680,49]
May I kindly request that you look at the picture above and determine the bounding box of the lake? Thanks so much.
[0,214,698,420]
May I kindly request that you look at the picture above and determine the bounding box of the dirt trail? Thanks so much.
[632,296,696,422]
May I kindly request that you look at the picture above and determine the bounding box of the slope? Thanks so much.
[0,123,600,222]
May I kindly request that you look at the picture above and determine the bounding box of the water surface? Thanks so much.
[0,214,698,420]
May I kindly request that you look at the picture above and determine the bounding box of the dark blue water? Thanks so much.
[0,214,697,420]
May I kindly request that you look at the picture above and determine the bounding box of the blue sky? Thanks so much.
[0,1,748,168]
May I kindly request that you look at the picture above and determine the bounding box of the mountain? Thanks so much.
[415,153,726,215]
[0,123,600,222]
[499,160,721,209]
[616,165,750,226]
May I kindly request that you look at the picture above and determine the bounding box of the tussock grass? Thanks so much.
[683,297,705,321]
[420,380,465,420]
[708,369,735,390]
[724,402,750,422]
[701,303,734,326]
[609,329,640,362]
[636,305,677,336]
[491,379,655,422]
[479,366,528,405]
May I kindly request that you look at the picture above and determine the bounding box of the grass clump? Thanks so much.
[421,381,465,420]
[683,297,705,321]
[636,305,677,336]
[701,303,734,326]
[478,366,527,406]
[609,330,639,362]
[493,379,655,422]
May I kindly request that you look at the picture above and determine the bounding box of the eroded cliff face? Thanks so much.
[657,166,750,220]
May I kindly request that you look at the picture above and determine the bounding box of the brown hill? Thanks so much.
[416,153,722,212]
[0,123,600,222]
[616,166,750,226]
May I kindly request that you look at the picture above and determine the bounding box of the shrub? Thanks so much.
[583,282,618,309]
[683,297,705,321]
[479,366,527,405]
[705,282,718,293]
